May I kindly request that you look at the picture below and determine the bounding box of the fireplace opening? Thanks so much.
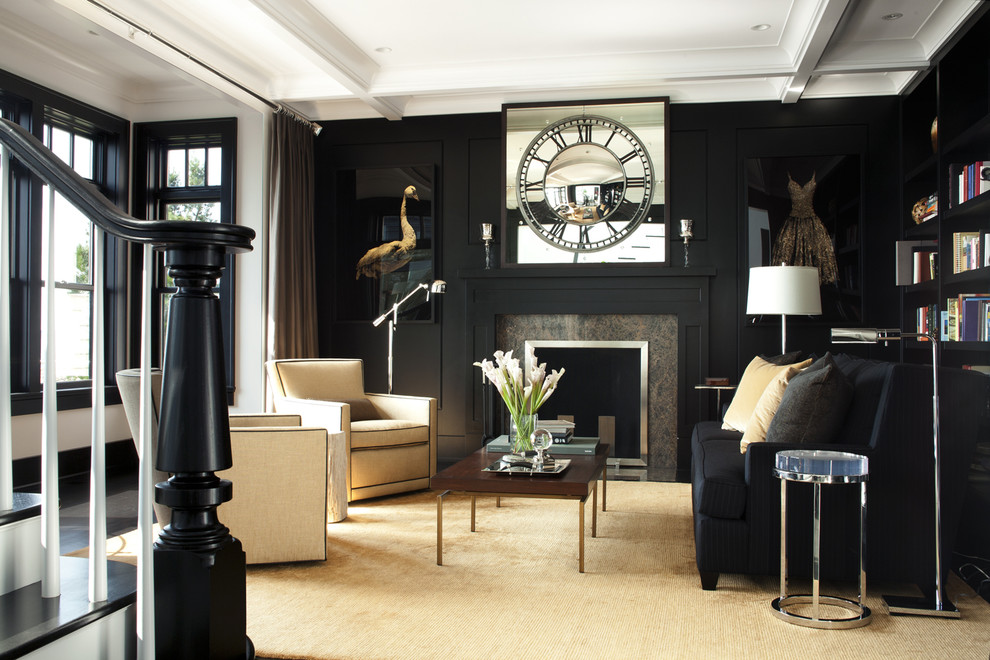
[525,340,647,466]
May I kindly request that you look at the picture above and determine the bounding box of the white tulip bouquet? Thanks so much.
[474,346,565,452]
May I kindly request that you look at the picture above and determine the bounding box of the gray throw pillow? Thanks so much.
[342,398,379,421]
[765,353,853,445]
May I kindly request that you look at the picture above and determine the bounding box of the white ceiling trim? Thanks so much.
[246,0,404,120]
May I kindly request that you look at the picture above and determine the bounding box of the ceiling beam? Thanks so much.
[245,0,405,120]
[780,0,851,104]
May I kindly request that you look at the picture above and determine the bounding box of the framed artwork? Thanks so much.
[335,165,436,322]
[745,154,862,321]
[501,98,669,266]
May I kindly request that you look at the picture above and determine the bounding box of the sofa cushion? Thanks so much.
[765,352,854,445]
[739,364,802,452]
[342,398,379,421]
[350,419,428,449]
[722,356,811,433]
[694,437,747,520]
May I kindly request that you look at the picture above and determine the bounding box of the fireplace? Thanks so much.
[497,314,677,469]
[525,340,647,465]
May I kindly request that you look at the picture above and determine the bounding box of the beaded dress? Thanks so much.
[770,173,837,284]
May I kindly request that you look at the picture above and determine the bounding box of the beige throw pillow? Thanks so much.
[722,356,812,433]
[739,364,803,452]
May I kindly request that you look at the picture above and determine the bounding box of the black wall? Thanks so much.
[314,97,901,468]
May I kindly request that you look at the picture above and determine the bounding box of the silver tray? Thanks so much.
[483,457,571,475]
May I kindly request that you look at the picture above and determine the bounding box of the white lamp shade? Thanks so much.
[746,266,822,315]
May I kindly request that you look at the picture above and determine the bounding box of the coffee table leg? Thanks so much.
[437,490,450,566]
[602,464,608,512]
[471,496,476,532]
[579,499,586,573]
[592,483,598,538]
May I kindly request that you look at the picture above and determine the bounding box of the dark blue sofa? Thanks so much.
[691,353,988,592]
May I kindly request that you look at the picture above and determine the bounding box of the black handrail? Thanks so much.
[1,115,256,658]
[0,117,253,252]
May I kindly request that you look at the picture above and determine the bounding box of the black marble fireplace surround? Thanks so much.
[463,266,715,474]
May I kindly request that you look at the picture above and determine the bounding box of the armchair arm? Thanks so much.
[230,413,302,428]
[365,393,435,425]
[271,396,347,432]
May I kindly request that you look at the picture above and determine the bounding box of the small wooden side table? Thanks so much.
[328,431,347,522]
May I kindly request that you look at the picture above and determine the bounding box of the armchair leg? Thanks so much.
[700,571,719,591]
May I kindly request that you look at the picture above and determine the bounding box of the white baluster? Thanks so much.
[137,243,155,659]
[89,226,107,602]
[0,145,12,512]
[41,184,59,598]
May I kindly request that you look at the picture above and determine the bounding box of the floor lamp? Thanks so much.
[747,265,822,354]
[372,279,446,395]
[831,327,959,618]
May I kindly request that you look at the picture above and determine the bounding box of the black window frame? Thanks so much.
[131,119,237,398]
[2,70,129,415]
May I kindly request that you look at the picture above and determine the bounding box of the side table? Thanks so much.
[694,384,735,421]
[328,431,347,522]
[772,449,871,629]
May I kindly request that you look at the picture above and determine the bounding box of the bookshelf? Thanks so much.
[899,7,990,368]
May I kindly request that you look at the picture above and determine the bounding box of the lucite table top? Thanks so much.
[773,449,868,484]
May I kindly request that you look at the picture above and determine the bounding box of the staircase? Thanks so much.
[0,117,255,659]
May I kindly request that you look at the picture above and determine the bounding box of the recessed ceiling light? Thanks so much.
[751,24,771,31]
[882,13,903,21]
[375,46,392,53]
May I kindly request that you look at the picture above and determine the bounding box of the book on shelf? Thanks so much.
[916,303,938,337]
[952,231,982,274]
[963,365,990,375]
[956,161,990,205]
[943,293,990,341]
[895,240,937,285]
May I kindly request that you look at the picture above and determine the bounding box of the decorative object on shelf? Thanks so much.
[372,279,446,394]
[931,117,938,153]
[912,194,938,224]
[474,346,565,454]
[746,265,822,354]
[831,327,959,619]
[770,173,837,284]
[679,218,694,267]
[355,185,419,279]
[481,222,494,269]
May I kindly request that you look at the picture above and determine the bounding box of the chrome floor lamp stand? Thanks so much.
[373,280,446,395]
[831,328,959,618]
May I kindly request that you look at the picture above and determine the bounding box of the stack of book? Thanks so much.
[536,419,575,444]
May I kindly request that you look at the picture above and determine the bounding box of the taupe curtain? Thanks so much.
[268,110,318,359]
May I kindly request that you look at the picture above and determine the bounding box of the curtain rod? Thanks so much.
[83,0,323,135]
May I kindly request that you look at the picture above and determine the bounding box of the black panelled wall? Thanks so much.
[314,98,901,469]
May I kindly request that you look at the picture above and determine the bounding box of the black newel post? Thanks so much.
[154,245,252,659]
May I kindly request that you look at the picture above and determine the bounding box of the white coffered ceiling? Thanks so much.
[0,0,982,121]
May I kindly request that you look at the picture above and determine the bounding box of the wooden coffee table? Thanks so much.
[430,443,609,572]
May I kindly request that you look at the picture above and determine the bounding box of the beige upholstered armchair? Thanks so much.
[266,358,438,502]
[117,369,330,564]
[220,414,329,564]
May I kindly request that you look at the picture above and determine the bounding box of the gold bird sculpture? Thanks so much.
[355,185,419,279]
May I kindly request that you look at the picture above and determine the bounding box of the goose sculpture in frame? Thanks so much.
[355,185,419,279]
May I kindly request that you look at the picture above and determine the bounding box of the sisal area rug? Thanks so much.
[244,481,990,660]
[75,481,990,659]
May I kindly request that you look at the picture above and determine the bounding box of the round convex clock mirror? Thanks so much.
[516,115,654,253]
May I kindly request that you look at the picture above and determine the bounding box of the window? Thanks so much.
[132,119,237,394]
[1,73,128,413]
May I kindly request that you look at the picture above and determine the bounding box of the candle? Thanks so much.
[481,223,493,241]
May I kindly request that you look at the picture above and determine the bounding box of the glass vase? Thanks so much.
[509,413,537,455]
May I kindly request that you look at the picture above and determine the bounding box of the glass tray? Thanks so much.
[483,457,571,475]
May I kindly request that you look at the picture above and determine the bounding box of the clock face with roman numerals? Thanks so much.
[516,115,654,253]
